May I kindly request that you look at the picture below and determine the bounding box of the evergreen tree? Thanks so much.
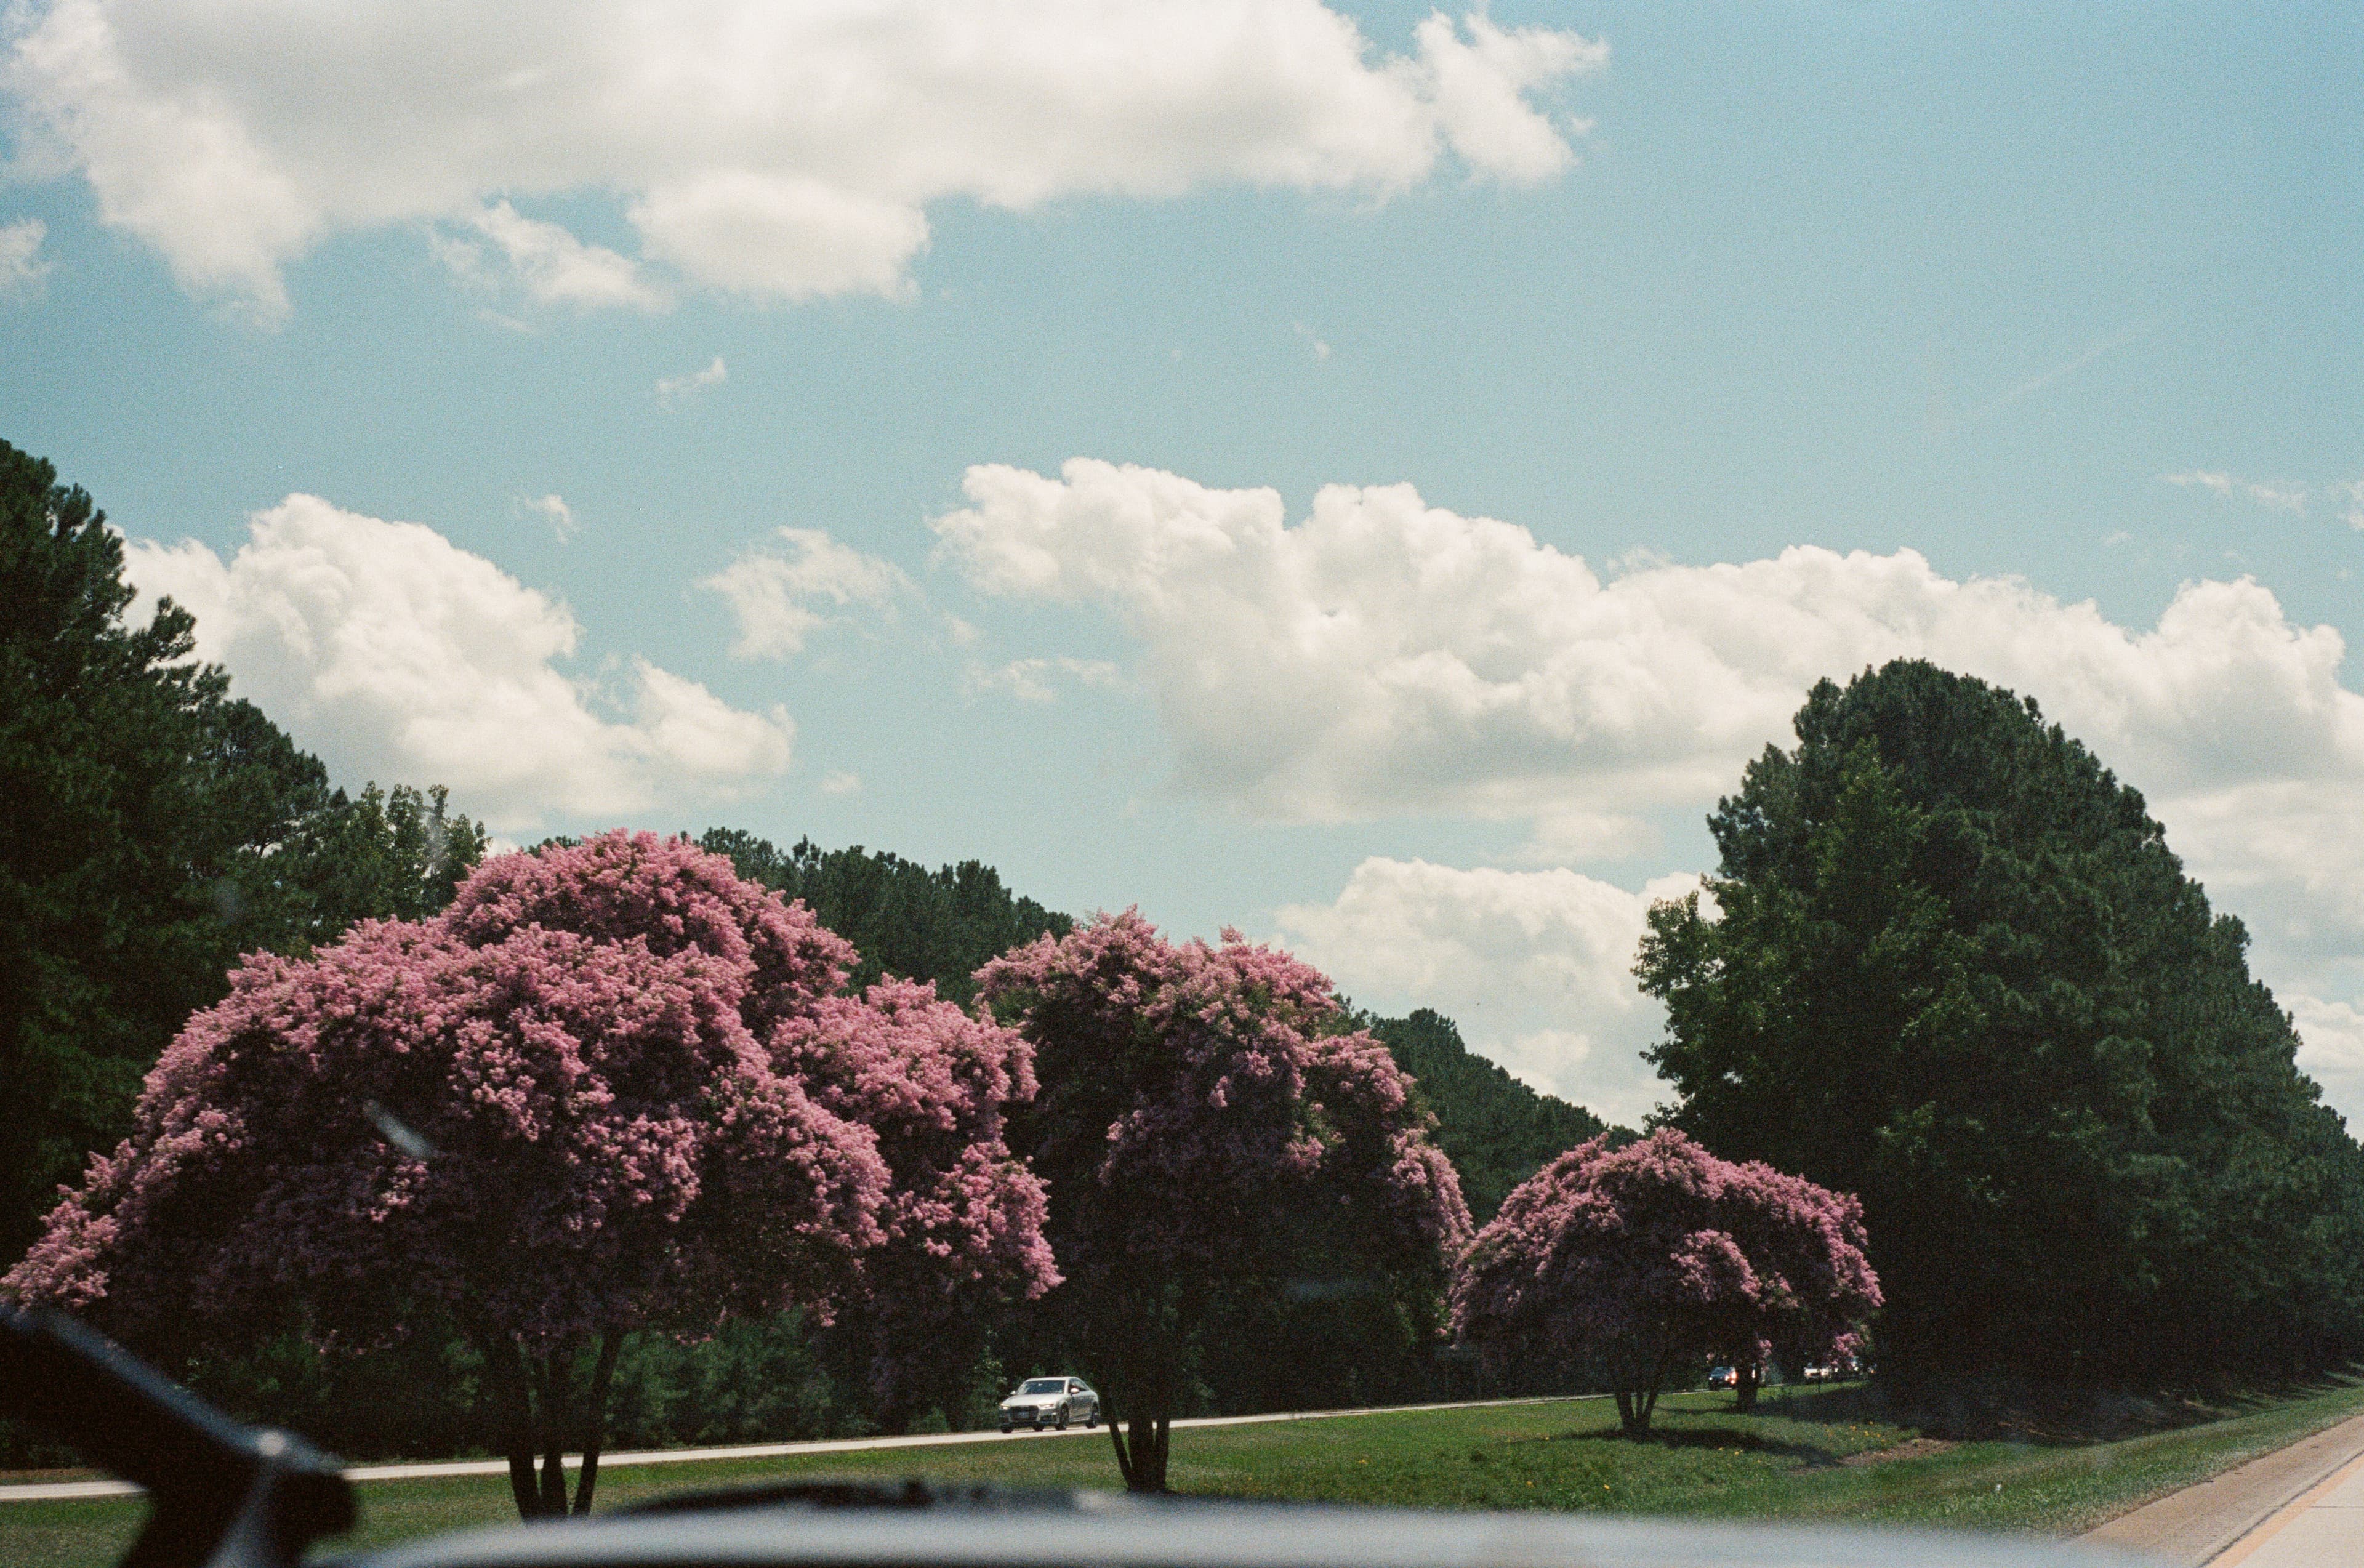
[1636,660,2364,1388]
[696,829,1070,1006]
[0,440,484,1258]
[1364,1009,1609,1223]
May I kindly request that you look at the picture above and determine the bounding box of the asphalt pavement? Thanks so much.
[2084,1413,2364,1567]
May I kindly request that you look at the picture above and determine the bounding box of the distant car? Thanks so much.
[999,1375,1098,1433]
[1706,1365,1736,1389]
[1803,1364,1831,1381]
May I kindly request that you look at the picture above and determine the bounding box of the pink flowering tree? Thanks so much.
[6,832,1053,1518]
[1449,1128,1878,1433]
[981,911,1471,1493]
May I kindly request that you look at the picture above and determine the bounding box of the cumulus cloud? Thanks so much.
[1276,859,1704,1126]
[656,355,727,404]
[965,656,1122,704]
[438,201,672,312]
[934,458,2364,968]
[704,527,912,659]
[124,495,792,830]
[5,0,1604,319]
[0,217,49,292]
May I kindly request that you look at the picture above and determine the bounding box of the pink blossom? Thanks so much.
[6,832,1052,1366]
[1450,1127,1878,1429]
[980,910,1469,1490]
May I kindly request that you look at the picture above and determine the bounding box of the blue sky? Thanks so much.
[4,0,2359,1125]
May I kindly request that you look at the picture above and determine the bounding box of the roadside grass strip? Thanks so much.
[10,1378,2364,1568]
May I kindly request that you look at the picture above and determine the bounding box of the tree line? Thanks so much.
[1639,661,2364,1391]
[0,438,1607,1484]
[7,437,2362,1490]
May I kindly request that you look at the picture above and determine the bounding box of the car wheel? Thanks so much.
[1056,1405,1070,1430]
[999,1424,1012,1434]
[1087,1409,1099,1428]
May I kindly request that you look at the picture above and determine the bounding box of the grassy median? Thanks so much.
[8,1375,2364,1567]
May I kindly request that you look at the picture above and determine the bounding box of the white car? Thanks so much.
[998,1375,1098,1432]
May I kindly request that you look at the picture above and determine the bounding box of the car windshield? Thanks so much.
[6,7,2358,1567]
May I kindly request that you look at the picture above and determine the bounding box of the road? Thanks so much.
[2085,1413,2364,1567]
[0,1393,1593,1504]
[2203,1436,2364,1568]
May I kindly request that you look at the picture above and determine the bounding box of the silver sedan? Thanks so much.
[997,1376,1098,1432]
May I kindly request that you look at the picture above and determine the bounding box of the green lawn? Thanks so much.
[9,1377,2364,1568]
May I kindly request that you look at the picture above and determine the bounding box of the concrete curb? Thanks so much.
[2083,1412,2364,1567]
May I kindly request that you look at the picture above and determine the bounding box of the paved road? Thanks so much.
[0,1393,1594,1504]
[2085,1413,2364,1567]
[2204,1437,2364,1568]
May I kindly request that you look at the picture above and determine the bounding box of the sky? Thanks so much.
[4,0,2360,1128]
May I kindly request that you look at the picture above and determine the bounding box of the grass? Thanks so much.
[8,1375,2363,1568]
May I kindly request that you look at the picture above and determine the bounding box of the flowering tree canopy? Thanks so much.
[1449,1127,1878,1432]
[981,910,1471,1492]
[6,832,1053,1516]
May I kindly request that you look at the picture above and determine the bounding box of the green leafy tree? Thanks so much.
[237,782,489,950]
[0,439,485,1258]
[1365,1008,1610,1223]
[1636,660,2364,1388]
[697,829,1069,1007]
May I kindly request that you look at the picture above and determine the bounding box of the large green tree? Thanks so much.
[1364,1008,1609,1223]
[0,440,484,1258]
[697,829,1069,1007]
[1636,660,2364,1388]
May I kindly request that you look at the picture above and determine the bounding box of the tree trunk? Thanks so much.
[1101,1343,1176,1492]
[1105,1404,1137,1489]
[480,1332,548,1519]
[534,1345,573,1518]
[1734,1360,1761,1412]
[572,1332,623,1516]
[478,1330,618,1520]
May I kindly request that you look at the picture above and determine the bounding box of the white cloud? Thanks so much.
[515,492,577,541]
[1294,321,1331,361]
[1276,859,1706,1126]
[123,494,792,830]
[2288,995,2364,1134]
[441,201,672,312]
[819,769,862,796]
[935,459,2364,983]
[2166,470,2310,515]
[656,355,728,404]
[6,0,1604,319]
[704,526,912,659]
[2337,481,2364,532]
[965,656,1122,704]
[0,217,49,292]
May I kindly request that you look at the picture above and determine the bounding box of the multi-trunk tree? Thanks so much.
[1450,1128,1878,1432]
[982,911,1472,1492]
[7,832,1054,1518]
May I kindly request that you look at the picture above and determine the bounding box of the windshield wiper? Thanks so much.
[0,1305,355,1568]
